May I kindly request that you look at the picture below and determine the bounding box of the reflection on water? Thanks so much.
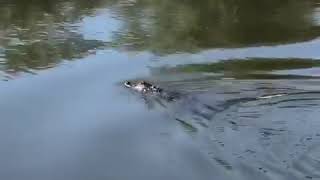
[153,58,320,80]
[0,0,320,75]
[0,0,111,77]
[1,0,320,180]
[113,0,320,53]
[124,56,320,180]
[127,74,320,180]
[206,91,320,180]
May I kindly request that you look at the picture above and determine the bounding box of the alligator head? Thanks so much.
[124,81,163,93]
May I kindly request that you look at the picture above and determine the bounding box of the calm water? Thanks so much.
[1,0,320,180]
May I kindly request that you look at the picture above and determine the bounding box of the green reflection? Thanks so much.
[0,0,320,76]
[4,36,105,71]
[177,59,320,72]
[0,0,112,75]
[113,0,320,53]
[157,58,320,79]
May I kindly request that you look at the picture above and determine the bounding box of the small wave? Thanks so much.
[258,93,287,99]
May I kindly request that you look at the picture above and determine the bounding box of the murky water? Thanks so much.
[1,0,320,180]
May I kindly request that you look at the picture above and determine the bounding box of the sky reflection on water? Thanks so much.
[1,1,320,180]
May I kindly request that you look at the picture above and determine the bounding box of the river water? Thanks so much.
[1,1,320,180]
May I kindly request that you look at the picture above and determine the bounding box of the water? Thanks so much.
[1,0,320,179]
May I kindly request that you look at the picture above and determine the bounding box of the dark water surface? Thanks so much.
[1,0,320,180]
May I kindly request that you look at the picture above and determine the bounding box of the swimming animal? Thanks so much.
[124,81,176,101]
[124,81,162,93]
[124,80,217,127]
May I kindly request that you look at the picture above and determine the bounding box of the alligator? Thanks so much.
[125,81,162,93]
[124,81,177,101]
[123,80,289,120]
[124,80,218,125]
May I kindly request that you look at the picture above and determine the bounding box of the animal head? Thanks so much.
[124,81,162,93]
